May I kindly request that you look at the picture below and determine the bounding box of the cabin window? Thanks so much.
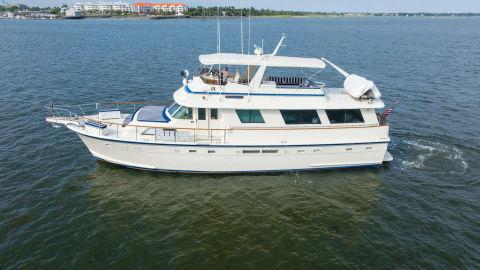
[280,110,321,124]
[211,109,218,120]
[326,109,364,124]
[198,108,206,120]
[172,106,193,119]
[236,110,265,123]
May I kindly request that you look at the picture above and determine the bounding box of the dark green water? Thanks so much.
[0,17,479,269]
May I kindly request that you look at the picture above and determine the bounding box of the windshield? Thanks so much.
[167,103,192,120]
[167,103,181,116]
[172,106,192,119]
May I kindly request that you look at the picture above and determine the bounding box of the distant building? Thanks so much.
[74,2,132,13]
[73,2,188,15]
[131,3,188,15]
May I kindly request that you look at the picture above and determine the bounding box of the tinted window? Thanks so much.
[236,110,265,123]
[198,108,206,120]
[211,109,218,119]
[280,110,320,124]
[326,109,364,124]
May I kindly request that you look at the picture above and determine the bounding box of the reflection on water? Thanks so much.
[82,162,382,267]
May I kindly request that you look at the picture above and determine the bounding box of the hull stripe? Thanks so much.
[77,131,388,148]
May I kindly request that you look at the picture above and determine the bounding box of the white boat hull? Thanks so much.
[77,133,388,173]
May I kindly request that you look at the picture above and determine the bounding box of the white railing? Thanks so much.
[46,100,227,144]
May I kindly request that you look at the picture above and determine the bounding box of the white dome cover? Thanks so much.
[344,74,381,99]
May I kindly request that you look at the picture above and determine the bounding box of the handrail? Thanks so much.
[78,115,381,131]
[47,107,385,132]
[47,100,172,107]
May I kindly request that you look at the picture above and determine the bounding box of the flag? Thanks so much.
[382,100,399,117]
[382,108,393,117]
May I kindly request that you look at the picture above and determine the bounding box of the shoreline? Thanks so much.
[2,14,480,20]
[82,14,480,19]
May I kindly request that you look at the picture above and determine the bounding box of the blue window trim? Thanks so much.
[185,85,324,97]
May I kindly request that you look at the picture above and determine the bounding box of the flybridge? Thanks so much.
[191,35,381,100]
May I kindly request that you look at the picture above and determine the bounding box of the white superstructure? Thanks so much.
[47,36,393,173]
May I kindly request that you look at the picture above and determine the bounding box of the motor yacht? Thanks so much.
[46,36,393,173]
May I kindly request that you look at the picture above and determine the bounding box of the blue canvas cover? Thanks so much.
[136,106,169,122]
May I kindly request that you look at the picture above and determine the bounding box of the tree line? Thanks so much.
[184,6,336,17]
[0,4,67,14]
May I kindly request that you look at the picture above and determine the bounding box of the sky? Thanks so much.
[10,0,480,13]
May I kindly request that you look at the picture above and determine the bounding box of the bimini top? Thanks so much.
[199,53,326,69]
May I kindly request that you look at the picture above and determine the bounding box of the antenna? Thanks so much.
[216,3,221,53]
[248,0,251,54]
[272,34,286,55]
[240,0,244,54]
